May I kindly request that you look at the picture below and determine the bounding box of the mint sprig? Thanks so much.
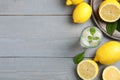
[87,27,99,43]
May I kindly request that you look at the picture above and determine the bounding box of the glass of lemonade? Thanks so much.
[74,26,103,64]
[80,26,103,48]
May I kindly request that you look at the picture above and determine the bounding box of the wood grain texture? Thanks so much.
[0,58,119,80]
[0,0,117,80]
[0,16,110,57]
[0,0,73,15]
[0,58,76,80]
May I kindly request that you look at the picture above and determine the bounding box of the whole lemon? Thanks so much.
[73,2,92,23]
[66,0,83,6]
[94,41,120,65]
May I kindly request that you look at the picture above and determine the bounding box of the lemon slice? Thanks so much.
[77,59,99,80]
[102,66,120,80]
[99,0,120,22]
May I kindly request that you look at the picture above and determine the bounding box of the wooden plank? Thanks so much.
[0,58,76,80]
[0,0,73,15]
[0,58,119,80]
[0,16,110,57]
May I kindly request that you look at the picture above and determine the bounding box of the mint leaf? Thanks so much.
[88,36,93,40]
[74,51,85,64]
[116,19,120,32]
[88,36,93,43]
[106,21,118,36]
[90,27,96,35]
[88,40,92,43]
[93,36,99,40]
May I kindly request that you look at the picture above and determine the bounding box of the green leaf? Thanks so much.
[93,36,99,40]
[90,27,96,35]
[73,51,85,64]
[116,19,120,32]
[106,21,118,36]
[88,36,93,40]
[88,40,92,43]
[88,36,93,43]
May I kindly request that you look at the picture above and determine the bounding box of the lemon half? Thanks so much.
[77,59,99,80]
[99,0,120,22]
[102,66,120,80]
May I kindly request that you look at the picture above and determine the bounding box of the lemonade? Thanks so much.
[80,26,102,48]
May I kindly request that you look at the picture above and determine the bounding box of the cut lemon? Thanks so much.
[102,66,120,80]
[104,0,120,1]
[99,0,120,22]
[77,59,99,80]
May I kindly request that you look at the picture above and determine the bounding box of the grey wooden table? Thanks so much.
[0,0,119,80]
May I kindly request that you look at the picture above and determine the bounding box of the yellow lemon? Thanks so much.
[99,0,120,22]
[105,0,117,1]
[77,59,99,80]
[102,66,120,80]
[94,41,120,65]
[104,0,120,2]
[66,0,83,6]
[73,2,92,23]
